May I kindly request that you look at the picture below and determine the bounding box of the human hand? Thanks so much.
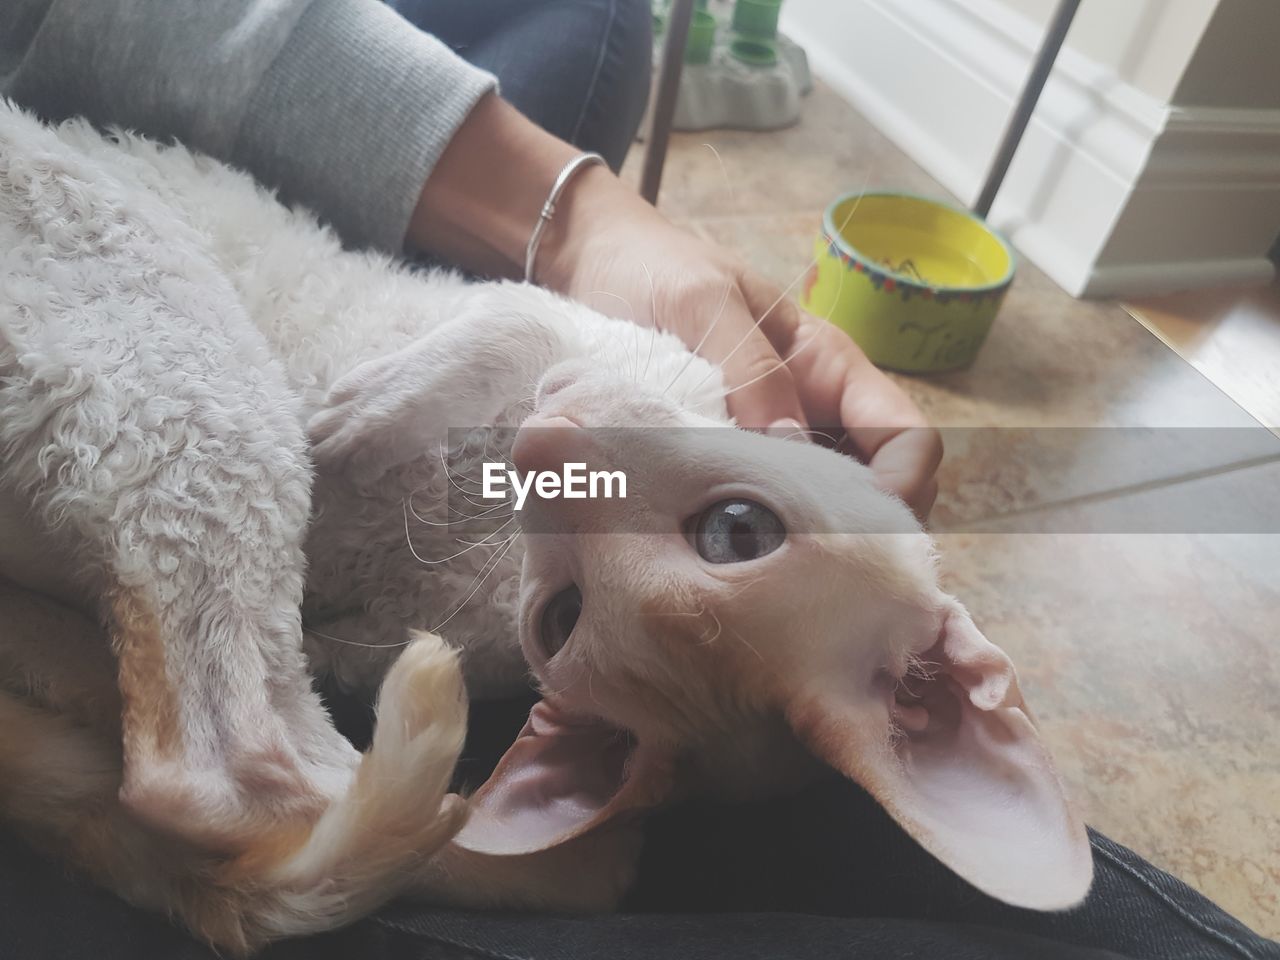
[406,94,940,517]
[538,183,942,520]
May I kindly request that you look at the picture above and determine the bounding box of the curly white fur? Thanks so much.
[0,101,725,950]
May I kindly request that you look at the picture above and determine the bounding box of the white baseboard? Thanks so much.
[781,0,1280,299]
[1086,258,1277,300]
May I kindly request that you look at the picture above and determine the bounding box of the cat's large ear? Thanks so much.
[785,605,1092,909]
[453,700,670,856]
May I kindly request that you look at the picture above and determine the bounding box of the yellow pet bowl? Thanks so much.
[800,192,1015,373]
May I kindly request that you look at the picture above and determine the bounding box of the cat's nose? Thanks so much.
[511,416,588,476]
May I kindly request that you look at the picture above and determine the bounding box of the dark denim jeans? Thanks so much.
[2,692,1276,959]
[386,0,653,172]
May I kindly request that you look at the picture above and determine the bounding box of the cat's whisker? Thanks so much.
[585,664,604,713]
[663,278,732,397]
[452,490,499,511]
[660,144,740,398]
[781,428,835,444]
[436,444,510,509]
[695,610,723,647]
[404,501,515,566]
[426,531,521,634]
[406,486,511,526]
[695,221,858,409]
[451,521,519,549]
[681,171,869,405]
[437,444,488,492]
[641,261,658,383]
[716,324,824,399]
[586,288,637,325]
[651,602,722,646]
[436,439,509,490]
[303,624,406,650]
[433,496,513,524]
[633,311,644,383]
[482,430,515,469]
[723,578,764,603]
[445,469,489,491]
[585,288,644,383]
[415,510,515,528]
[405,487,437,525]
[540,676,576,701]
[724,623,765,663]
[703,142,738,215]
[713,239,854,402]
[681,272,801,401]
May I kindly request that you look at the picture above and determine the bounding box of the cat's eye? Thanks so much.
[692,499,785,564]
[539,584,582,658]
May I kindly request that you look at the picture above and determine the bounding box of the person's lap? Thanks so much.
[630,778,1276,959]
[331,688,1277,960]
[2,763,1272,959]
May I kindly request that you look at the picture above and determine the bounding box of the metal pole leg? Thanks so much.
[972,0,1081,219]
[640,0,697,205]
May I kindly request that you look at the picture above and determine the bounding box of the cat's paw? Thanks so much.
[227,634,470,948]
[297,632,469,865]
[372,631,469,784]
[262,633,469,888]
[357,632,470,865]
[309,302,576,487]
[308,348,445,486]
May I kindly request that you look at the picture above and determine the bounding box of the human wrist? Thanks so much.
[407,93,579,278]
[534,164,666,295]
[523,152,608,284]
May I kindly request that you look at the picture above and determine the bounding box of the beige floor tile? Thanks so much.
[1127,282,1280,434]
[950,457,1280,535]
[931,427,1280,530]
[623,82,944,221]
[936,530,1280,937]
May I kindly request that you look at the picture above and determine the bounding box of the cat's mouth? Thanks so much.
[527,580,652,800]
[454,697,671,857]
[451,579,674,857]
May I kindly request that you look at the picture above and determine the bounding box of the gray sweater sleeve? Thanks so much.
[2,0,497,251]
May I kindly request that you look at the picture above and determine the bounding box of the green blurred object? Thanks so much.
[729,37,777,67]
[684,10,716,64]
[732,0,782,39]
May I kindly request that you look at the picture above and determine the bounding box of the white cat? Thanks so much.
[0,103,1091,954]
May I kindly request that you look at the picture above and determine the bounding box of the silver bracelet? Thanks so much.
[524,151,607,284]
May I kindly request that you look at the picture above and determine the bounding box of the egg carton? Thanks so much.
[672,30,811,132]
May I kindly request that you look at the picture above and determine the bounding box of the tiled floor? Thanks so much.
[1127,281,1280,435]
[625,82,1280,938]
